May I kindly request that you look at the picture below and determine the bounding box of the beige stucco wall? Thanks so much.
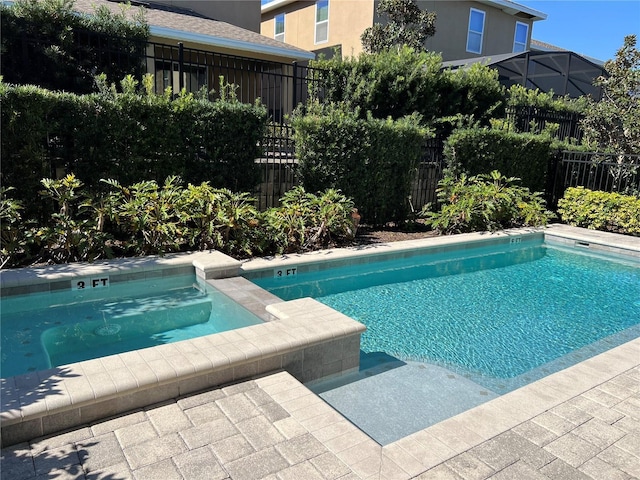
[153,0,262,32]
[261,0,375,57]
[418,1,533,60]
[261,0,535,61]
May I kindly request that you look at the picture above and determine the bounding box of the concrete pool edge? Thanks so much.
[0,252,365,446]
[239,225,640,281]
[250,338,640,479]
[1,225,638,451]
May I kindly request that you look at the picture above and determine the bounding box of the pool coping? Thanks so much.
[1,224,638,450]
[0,251,366,446]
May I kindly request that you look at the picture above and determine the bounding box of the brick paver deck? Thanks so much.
[2,360,639,480]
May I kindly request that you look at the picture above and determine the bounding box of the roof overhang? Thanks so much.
[262,0,547,21]
[477,0,547,21]
[151,26,315,61]
[261,0,298,15]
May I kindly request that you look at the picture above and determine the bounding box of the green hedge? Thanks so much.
[292,103,429,225]
[443,128,555,193]
[557,187,640,235]
[0,79,268,220]
[1,0,149,94]
[310,47,505,124]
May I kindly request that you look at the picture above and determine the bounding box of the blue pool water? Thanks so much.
[254,240,640,392]
[1,274,262,378]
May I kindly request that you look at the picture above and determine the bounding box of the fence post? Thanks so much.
[178,42,184,92]
[292,61,298,112]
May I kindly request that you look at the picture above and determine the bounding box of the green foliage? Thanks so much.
[361,0,436,54]
[423,171,551,234]
[101,177,184,256]
[0,187,30,268]
[35,174,113,263]
[557,187,640,236]
[1,177,359,268]
[263,187,356,253]
[0,79,268,220]
[581,35,640,154]
[444,128,554,193]
[506,85,588,114]
[310,48,504,125]
[292,102,428,225]
[1,0,149,94]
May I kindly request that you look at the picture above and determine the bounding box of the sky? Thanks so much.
[517,0,640,63]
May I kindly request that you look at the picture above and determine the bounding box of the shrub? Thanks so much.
[263,187,356,254]
[506,85,588,114]
[444,128,554,194]
[423,171,551,234]
[292,102,428,225]
[310,47,504,124]
[1,0,149,94]
[0,79,268,220]
[557,187,640,235]
[0,177,359,268]
[0,187,31,268]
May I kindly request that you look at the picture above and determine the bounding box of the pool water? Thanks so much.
[254,240,640,392]
[1,274,262,378]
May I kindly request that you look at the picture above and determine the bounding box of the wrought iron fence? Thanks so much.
[146,42,324,123]
[410,136,446,210]
[505,106,584,142]
[550,151,640,205]
[255,123,297,210]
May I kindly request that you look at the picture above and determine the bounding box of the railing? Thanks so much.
[255,131,447,212]
[146,42,325,123]
[255,123,297,210]
[549,151,640,206]
[505,106,584,142]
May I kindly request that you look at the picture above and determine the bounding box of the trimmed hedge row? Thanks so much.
[1,0,149,94]
[310,47,505,125]
[0,79,268,220]
[444,128,559,194]
[557,187,640,236]
[292,103,429,225]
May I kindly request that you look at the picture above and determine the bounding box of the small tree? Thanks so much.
[581,35,640,155]
[361,0,436,54]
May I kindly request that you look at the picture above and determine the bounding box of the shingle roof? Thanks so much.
[70,0,314,60]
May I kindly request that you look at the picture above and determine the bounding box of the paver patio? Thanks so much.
[1,351,639,479]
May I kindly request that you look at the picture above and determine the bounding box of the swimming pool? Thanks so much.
[253,238,640,393]
[1,274,263,378]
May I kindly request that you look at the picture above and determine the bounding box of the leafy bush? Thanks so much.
[1,0,149,94]
[310,47,504,124]
[423,171,551,234]
[292,102,428,225]
[506,85,588,114]
[557,187,640,235]
[444,127,554,194]
[0,187,31,268]
[263,187,356,254]
[0,78,268,220]
[0,176,359,268]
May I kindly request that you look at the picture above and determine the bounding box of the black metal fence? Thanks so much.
[147,41,324,123]
[505,106,584,142]
[550,151,640,205]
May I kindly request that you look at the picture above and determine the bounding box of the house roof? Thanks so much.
[26,0,315,61]
[261,0,546,21]
[530,38,605,66]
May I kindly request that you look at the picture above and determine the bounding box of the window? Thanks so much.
[466,8,485,54]
[315,0,329,44]
[154,61,207,95]
[274,13,285,42]
[513,22,529,52]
